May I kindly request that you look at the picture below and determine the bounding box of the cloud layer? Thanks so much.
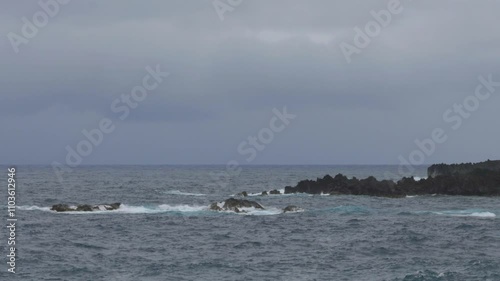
[1,0,499,164]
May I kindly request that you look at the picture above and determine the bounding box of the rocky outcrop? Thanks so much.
[428,160,500,177]
[236,191,248,197]
[51,204,73,212]
[209,198,303,214]
[209,198,264,213]
[50,203,121,212]
[282,161,500,197]
[269,189,281,195]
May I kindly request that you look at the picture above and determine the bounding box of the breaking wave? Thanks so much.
[17,204,207,214]
[16,204,285,216]
[17,205,51,211]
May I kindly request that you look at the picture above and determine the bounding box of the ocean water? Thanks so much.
[1,165,499,281]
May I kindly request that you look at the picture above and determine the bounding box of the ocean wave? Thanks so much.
[322,205,371,215]
[398,270,462,281]
[163,190,206,196]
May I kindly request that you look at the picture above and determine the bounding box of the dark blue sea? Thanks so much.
[1,165,499,280]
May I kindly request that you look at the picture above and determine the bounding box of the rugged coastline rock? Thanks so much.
[51,203,121,212]
[281,160,500,197]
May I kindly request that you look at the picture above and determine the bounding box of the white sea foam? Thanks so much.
[236,207,283,216]
[18,204,207,214]
[434,210,496,218]
[17,203,285,216]
[468,212,496,218]
[17,205,51,211]
[116,204,207,214]
[164,190,206,196]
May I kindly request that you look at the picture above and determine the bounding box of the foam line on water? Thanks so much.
[17,204,208,214]
[164,190,206,196]
[17,204,287,216]
[17,205,51,211]
[433,210,496,218]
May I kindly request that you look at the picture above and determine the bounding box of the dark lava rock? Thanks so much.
[269,189,281,195]
[51,204,73,212]
[261,191,268,196]
[209,198,264,213]
[236,191,248,197]
[223,198,264,209]
[76,205,93,212]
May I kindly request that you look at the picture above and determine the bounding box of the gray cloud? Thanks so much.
[1,0,499,165]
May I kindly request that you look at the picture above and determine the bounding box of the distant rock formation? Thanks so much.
[281,160,500,197]
[284,174,404,197]
[428,160,500,177]
[51,203,121,212]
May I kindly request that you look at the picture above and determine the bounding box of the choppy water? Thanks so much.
[1,165,499,280]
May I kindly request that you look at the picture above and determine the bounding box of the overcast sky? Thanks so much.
[1,0,499,165]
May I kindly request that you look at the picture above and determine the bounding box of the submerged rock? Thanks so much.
[283,205,302,213]
[236,191,248,197]
[261,191,268,196]
[50,203,121,212]
[209,202,223,212]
